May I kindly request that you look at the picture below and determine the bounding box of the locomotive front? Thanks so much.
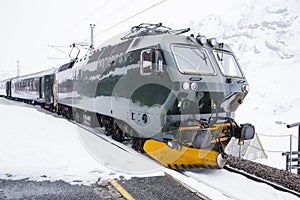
[141,33,255,169]
[55,23,254,169]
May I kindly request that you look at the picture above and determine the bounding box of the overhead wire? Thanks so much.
[84,0,112,21]
[94,0,167,37]
[52,0,113,44]
[19,0,168,72]
[29,0,165,62]
[29,0,114,71]
[94,0,136,25]
[47,45,70,57]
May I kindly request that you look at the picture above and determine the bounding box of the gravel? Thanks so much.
[226,156,300,193]
[0,178,120,200]
[119,176,201,200]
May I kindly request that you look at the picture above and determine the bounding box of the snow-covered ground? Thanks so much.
[1,98,298,200]
[0,98,164,185]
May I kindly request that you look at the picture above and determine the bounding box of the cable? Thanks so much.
[84,0,112,21]
[258,133,298,140]
[52,0,113,45]
[27,1,114,72]
[26,0,166,71]
[94,0,136,25]
[292,135,298,139]
[94,0,167,37]
[46,57,69,60]
[247,144,287,153]
[47,45,70,57]
[0,70,16,73]
[258,133,293,137]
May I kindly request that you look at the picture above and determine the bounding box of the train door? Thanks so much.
[6,80,11,97]
[39,77,44,99]
[44,75,54,104]
[53,79,58,112]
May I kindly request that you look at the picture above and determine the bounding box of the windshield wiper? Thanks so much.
[216,52,224,67]
[191,48,208,65]
[200,51,208,65]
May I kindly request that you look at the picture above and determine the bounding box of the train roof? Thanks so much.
[11,68,57,81]
[93,23,233,56]
[86,23,234,65]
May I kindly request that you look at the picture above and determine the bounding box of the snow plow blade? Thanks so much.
[143,139,226,169]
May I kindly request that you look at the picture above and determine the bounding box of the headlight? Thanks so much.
[232,123,255,140]
[196,35,207,45]
[240,124,255,140]
[182,82,189,90]
[208,38,217,47]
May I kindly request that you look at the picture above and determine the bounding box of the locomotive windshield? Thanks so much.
[213,50,243,77]
[172,45,215,75]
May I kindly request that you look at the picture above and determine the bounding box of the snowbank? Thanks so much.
[0,98,163,185]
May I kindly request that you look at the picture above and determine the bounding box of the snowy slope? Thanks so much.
[189,0,300,170]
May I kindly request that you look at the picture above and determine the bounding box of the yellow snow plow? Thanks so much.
[144,122,255,169]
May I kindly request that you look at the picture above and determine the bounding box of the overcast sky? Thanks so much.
[0,0,243,76]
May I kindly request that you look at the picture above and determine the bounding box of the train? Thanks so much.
[0,23,255,169]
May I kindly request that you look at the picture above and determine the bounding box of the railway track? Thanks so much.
[225,156,300,197]
[73,121,300,199]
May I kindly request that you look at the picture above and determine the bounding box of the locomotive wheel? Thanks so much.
[74,110,82,124]
[112,128,124,142]
[103,117,112,136]
[105,127,112,136]
[132,137,146,153]
[97,115,105,128]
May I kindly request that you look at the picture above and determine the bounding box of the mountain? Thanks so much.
[189,0,300,169]
[190,0,299,62]
[188,0,300,126]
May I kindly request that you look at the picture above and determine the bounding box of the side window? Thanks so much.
[154,50,164,73]
[140,49,152,75]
